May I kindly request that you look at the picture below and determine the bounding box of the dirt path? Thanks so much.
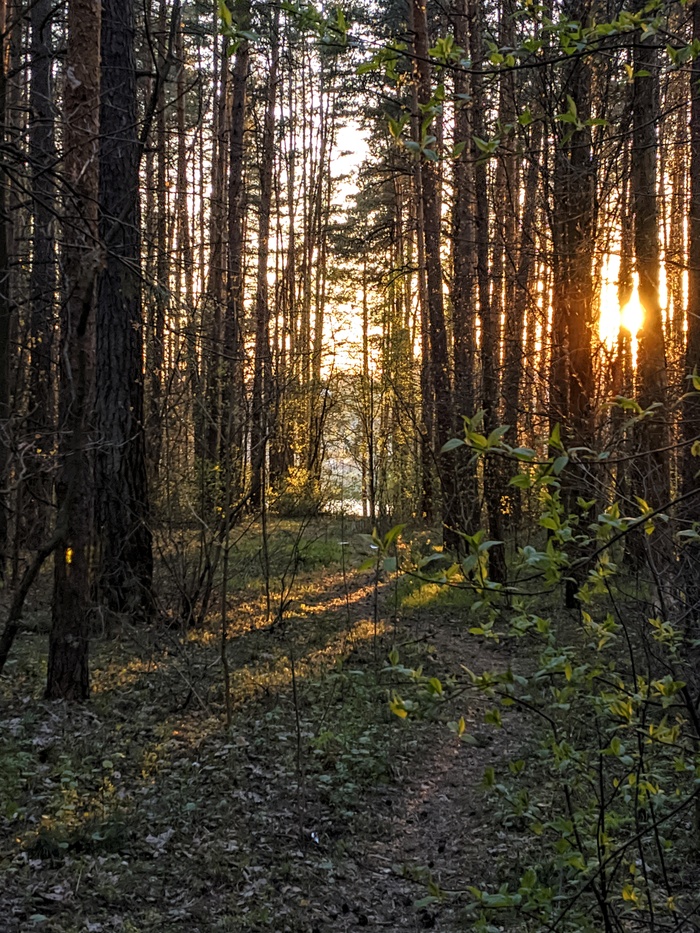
[279,611,525,933]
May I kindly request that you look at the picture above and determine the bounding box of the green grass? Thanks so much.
[399,575,474,613]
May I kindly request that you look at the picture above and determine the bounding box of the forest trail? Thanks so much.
[0,552,527,933]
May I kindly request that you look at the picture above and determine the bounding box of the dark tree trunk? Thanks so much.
[222,2,250,499]
[47,0,102,701]
[468,0,505,578]
[682,0,700,661]
[684,0,700,516]
[632,10,669,507]
[414,162,435,522]
[411,0,457,546]
[0,0,11,582]
[551,0,595,448]
[204,24,229,465]
[548,0,596,606]
[25,0,57,547]
[451,0,478,533]
[95,0,153,619]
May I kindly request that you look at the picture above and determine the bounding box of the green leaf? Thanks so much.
[441,437,465,452]
[383,523,405,548]
[549,423,563,451]
[509,472,532,489]
[218,0,232,28]
[419,552,448,567]
[512,446,536,461]
[487,425,510,446]
[478,539,502,552]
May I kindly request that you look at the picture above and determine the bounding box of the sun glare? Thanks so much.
[599,255,644,349]
[621,283,644,338]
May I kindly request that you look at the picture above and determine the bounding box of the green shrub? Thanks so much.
[389,427,700,930]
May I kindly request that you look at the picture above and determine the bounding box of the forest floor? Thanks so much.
[0,520,533,933]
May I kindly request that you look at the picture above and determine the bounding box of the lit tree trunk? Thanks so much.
[95,0,153,619]
[146,0,169,481]
[684,0,700,513]
[502,121,542,523]
[667,94,687,358]
[47,0,101,700]
[175,23,193,313]
[250,6,280,509]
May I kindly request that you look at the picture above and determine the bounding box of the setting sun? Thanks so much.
[620,280,644,337]
[599,255,644,348]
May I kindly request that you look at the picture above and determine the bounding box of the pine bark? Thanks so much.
[684,0,700,512]
[468,0,505,577]
[47,0,102,700]
[250,9,280,509]
[0,0,11,581]
[411,0,457,545]
[25,0,57,547]
[222,3,250,499]
[451,0,478,533]
[95,0,153,619]
[632,11,669,508]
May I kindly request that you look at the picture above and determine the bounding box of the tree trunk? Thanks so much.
[47,0,102,700]
[0,0,11,582]
[468,0,505,578]
[451,0,478,533]
[250,6,280,509]
[502,121,542,524]
[25,0,57,547]
[682,0,700,659]
[632,8,669,508]
[411,0,457,545]
[222,1,250,500]
[146,0,170,482]
[95,0,153,620]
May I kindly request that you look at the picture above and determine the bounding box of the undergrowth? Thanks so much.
[389,417,700,932]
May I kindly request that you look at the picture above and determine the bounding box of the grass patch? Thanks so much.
[400,576,474,613]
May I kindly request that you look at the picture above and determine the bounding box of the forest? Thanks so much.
[1,0,700,928]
